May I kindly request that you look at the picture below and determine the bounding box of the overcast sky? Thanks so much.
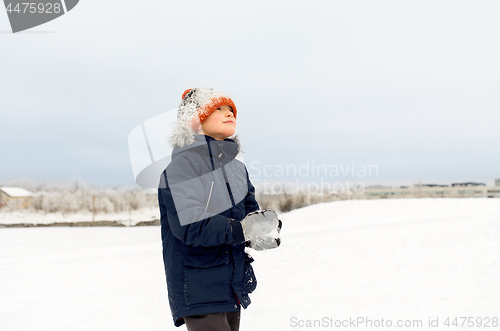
[1,0,499,188]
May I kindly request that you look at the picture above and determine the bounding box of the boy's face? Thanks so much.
[198,105,236,140]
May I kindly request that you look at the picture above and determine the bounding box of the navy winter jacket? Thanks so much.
[158,134,259,327]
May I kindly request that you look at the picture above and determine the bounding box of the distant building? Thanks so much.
[420,184,449,188]
[451,182,486,187]
[488,182,500,198]
[362,183,488,199]
[0,187,34,209]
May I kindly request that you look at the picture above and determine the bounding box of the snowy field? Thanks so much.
[1,198,499,331]
[0,207,160,226]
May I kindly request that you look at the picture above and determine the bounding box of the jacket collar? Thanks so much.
[171,133,241,162]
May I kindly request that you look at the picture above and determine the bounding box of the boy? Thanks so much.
[158,88,281,330]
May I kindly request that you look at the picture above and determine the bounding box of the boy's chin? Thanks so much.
[217,129,235,139]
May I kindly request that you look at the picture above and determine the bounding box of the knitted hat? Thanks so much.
[170,88,237,148]
[178,88,237,127]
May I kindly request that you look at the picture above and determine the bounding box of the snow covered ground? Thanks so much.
[0,198,499,331]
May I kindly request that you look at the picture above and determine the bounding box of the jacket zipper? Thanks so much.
[205,181,214,212]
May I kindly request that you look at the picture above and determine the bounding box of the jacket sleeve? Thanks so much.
[158,155,244,247]
[244,168,260,215]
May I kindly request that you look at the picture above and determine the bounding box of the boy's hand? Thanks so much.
[241,210,282,250]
